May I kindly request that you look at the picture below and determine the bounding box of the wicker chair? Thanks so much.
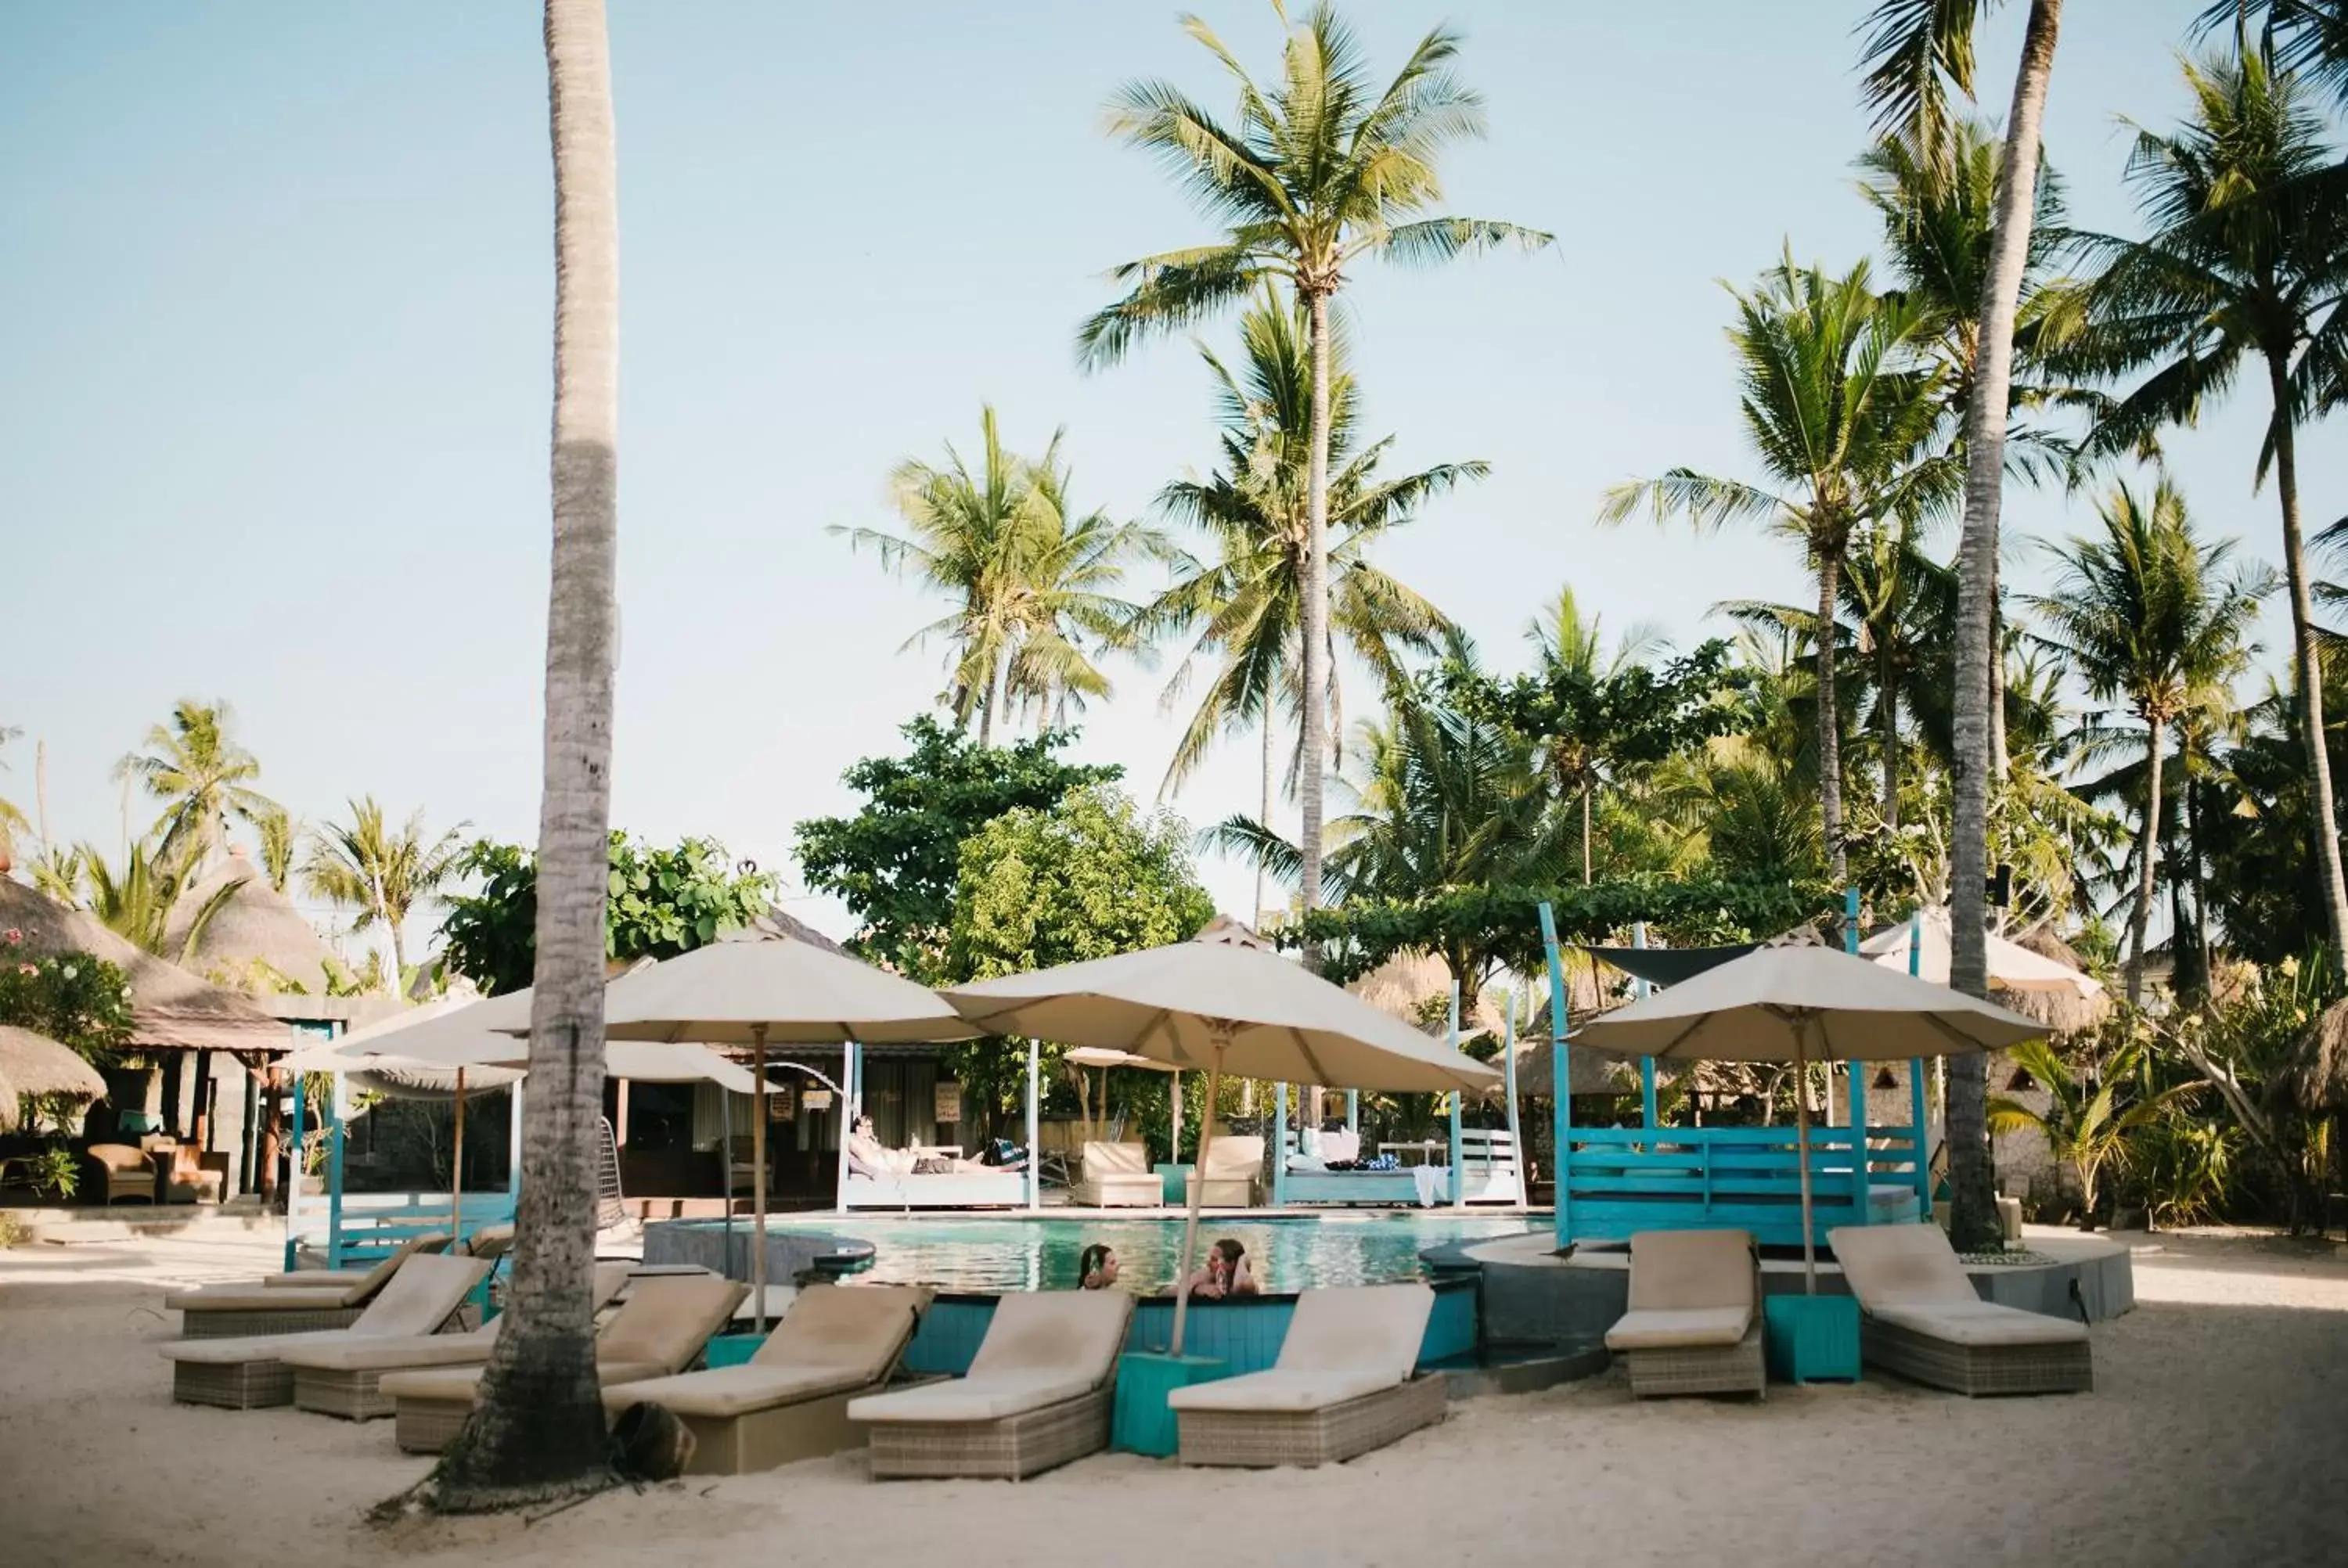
[1828,1223,2092,1396]
[1603,1229,1766,1400]
[82,1143,159,1205]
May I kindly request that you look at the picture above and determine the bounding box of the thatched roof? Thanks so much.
[167,850,342,994]
[0,876,286,1054]
[0,1024,110,1129]
[1485,1040,1638,1099]
[1997,925,2113,1036]
[2284,998,2348,1112]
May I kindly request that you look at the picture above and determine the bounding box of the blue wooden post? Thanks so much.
[1025,1037,1041,1212]
[1908,909,1931,1214]
[283,1068,306,1271]
[1539,902,1572,1247]
[1842,890,1867,1230]
[1446,981,1464,1207]
[324,1072,346,1269]
[1273,1081,1289,1208]
[1501,988,1526,1210]
[1633,921,1658,1129]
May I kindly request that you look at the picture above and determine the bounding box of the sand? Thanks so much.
[2,1227,2344,1568]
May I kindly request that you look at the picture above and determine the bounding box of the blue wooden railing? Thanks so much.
[1559,1123,1925,1246]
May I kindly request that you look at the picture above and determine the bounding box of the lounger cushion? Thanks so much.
[847,1368,1097,1423]
[277,1327,499,1372]
[603,1363,871,1419]
[1164,1365,1395,1413]
[1873,1302,2089,1347]
[1081,1142,1149,1177]
[595,1273,751,1373]
[166,1286,360,1311]
[1271,1285,1433,1389]
[164,1328,380,1365]
[848,1290,1132,1425]
[1604,1304,1754,1351]
[750,1285,925,1381]
[1625,1229,1756,1314]
[1827,1224,1980,1311]
[1200,1135,1264,1181]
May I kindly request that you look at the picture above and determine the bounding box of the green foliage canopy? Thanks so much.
[0,932,133,1063]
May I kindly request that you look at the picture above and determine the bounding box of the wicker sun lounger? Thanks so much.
[166,1233,456,1339]
[378,1271,748,1453]
[849,1289,1134,1480]
[275,1262,632,1420]
[1828,1224,2092,1396]
[160,1255,492,1410]
[1185,1135,1263,1207]
[1604,1229,1766,1400]
[256,1232,456,1289]
[1169,1283,1444,1468]
[602,1283,931,1474]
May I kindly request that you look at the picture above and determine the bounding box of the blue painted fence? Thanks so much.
[1558,1124,1925,1247]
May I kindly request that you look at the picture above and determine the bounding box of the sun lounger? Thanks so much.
[257,1232,458,1289]
[1828,1223,2092,1395]
[276,1263,632,1420]
[160,1254,492,1409]
[1168,1283,1443,1467]
[1186,1135,1263,1207]
[1072,1142,1161,1207]
[849,1289,1134,1480]
[602,1284,931,1474]
[378,1271,748,1452]
[166,1233,455,1338]
[1603,1229,1766,1399]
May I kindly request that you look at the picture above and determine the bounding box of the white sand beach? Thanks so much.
[2,1228,2344,1568]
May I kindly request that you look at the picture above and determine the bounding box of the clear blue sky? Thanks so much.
[2,1,2335,945]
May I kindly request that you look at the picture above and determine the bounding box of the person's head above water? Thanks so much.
[1079,1243,1119,1289]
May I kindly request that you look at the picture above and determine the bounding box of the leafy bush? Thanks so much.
[28,1145,79,1201]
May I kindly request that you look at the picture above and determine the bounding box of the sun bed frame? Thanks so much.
[1828,1222,2093,1397]
[1070,1142,1161,1208]
[1176,1374,1446,1468]
[166,1256,492,1410]
[841,1168,1029,1210]
[1609,1230,1767,1401]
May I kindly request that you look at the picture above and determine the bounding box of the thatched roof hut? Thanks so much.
[2284,998,2348,1113]
[1999,926,2114,1036]
[0,877,284,1055]
[166,849,342,994]
[0,1024,110,1130]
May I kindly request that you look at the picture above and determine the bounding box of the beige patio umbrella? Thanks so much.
[943,918,1499,1354]
[1858,908,2105,996]
[592,921,978,1330]
[1064,1045,1179,1147]
[0,1026,110,1131]
[1576,944,2046,1289]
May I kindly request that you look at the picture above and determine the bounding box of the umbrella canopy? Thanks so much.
[593,922,975,1045]
[942,922,1499,1095]
[0,1025,110,1130]
[1858,908,2104,998]
[1064,1045,1179,1072]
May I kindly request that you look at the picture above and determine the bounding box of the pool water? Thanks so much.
[749,1213,1542,1294]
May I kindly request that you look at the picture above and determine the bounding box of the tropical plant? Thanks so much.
[1988,1037,2200,1225]
[434,0,619,1512]
[2029,479,2272,1004]
[301,798,468,994]
[0,725,28,869]
[113,699,275,873]
[250,804,300,894]
[0,933,133,1062]
[74,842,237,962]
[2069,49,2348,976]
[25,1146,77,1201]
[1602,250,1957,881]
[1081,2,1550,948]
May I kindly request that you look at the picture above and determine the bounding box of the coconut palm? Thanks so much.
[1861,0,2069,1254]
[113,699,275,873]
[0,725,27,869]
[301,798,468,994]
[436,0,618,1512]
[75,842,236,963]
[994,445,1164,735]
[1139,297,1471,869]
[2028,479,2272,1005]
[1080,2,1550,944]
[250,805,300,894]
[2068,50,2348,977]
[1602,252,1957,880]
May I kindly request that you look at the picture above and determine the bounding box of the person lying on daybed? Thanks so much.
[845,1117,1022,1178]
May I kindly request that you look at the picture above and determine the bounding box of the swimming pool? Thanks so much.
[715,1213,1543,1294]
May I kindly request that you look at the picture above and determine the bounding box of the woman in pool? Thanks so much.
[1185,1237,1257,1300]
[1078,1243,1120,1290]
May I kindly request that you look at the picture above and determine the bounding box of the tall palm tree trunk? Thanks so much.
[1815,548,1847,881]
[1580,786,1594,885]
[1297,287,1334,959]
[1878,643,1900,830]
[2187,744,2210,994]
[2127,717,2164,1008]
[432,0,618,1512]
[1948,0,2064,1255]
[2267,352,2348,973]
[1257,714,1275,925]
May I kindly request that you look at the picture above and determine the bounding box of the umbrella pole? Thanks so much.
[1795,1016,1817,1293]
[752,1023,769,1335]
[1169,1045,1223,1359]
[720,1081,733,1275]
[451,1068,466,1250]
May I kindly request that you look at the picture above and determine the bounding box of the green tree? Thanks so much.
[1081,2,1550,951]
[0,936,133,1063]
[2029,479,2271,1005]
[251,804,300,894]
[2070,49,2348,976]
[794,717,1118,982]
[75,841,236,962]
[113,699,275,872]
[948,783,1215,1117]
[1988,1036,2200,1224]
[437,833,775,999]
[434,0,620,1510]
[1603,252,1957,880]
[301,798,468,994]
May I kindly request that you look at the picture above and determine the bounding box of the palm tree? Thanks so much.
[2028,479,2271,1005]
[1602,252,1957,880]
[434,0,618,1513]
[1079,2,1550,948]
[250,805,300,894]
[1520,586,1668,881]
[113,699,275,872]
[1861,0,2069,1256]
[1140,295,1471,910]
[0,725,27,870]
[840,408,1152,744]
[301,798,468,994]
[2069,52,2348,981]
[76,842,236,962]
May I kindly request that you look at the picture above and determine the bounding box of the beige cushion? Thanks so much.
[1874,1302,2089,1347]
[261,1269,373,1289]
[1827,1224,1979,1311]
[1081,1142,1149,1177]
[86,1143,149,1173]
[166,1286,355,1312]
[603,1362,870,1419]
[1605,1305,1754,1351]
[848,1368,1097,1424]
[849,1290,1132,1426]
[1626,1229,1756,1313]
[597,1273,749,1375]
[277,1326,500,1372]
[1273,1285,1431,1388]
[1201,1136,1263,1180]
[379,1365,487,1403]
[164,1328,379,1365]
[750,1284,924,1380]
[348,1255,492,1336]
[1165,1365,1396,1413]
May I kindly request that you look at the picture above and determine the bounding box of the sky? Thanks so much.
[3,0,2340,958]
